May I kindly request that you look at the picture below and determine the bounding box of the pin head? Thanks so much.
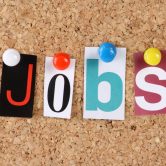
[2,48,21,67]
[98,42,117,63]
[144,48,161,66]
[53,53,70,70]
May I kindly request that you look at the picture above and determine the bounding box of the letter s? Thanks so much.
[135,67,166,111]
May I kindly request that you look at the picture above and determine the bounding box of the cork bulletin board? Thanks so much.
[0,0,166,165]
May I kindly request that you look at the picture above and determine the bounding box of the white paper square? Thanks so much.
[44,57,75,119]
[84,47,126,120]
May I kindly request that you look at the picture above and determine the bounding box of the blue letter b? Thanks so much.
[86,59,123,112]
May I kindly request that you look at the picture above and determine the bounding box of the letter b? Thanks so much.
[86,59,123,112]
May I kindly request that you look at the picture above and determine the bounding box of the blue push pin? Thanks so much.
[98,42,117,63]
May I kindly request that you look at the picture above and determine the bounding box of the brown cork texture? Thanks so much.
[0,0,166,165]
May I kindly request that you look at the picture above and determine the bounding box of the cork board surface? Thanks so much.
[0,0,166,165]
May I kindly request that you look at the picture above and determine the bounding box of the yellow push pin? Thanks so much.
[144,48,161,66]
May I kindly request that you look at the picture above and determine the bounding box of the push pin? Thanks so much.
[2,48,21,67]
[98,42,117,63]
[53,52,70,70]
[144,48,161,66]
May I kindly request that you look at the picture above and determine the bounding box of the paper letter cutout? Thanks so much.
[0,54,37,118]
[134,51,166,115]
[44,57,75,119]
[84,47,126,120]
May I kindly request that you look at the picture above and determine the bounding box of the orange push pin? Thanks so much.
[53,53,70,70]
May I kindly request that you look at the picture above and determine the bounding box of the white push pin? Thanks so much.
[2,48,21,67]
